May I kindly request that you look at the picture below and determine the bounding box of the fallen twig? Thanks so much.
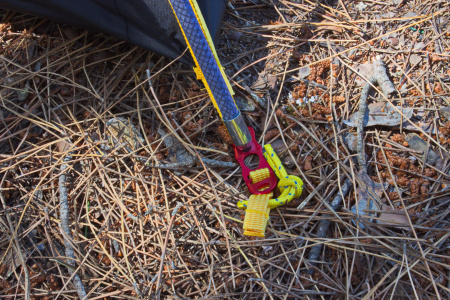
[59,140,87,299]
[357,58,396,171]
[357,78,376,171]
[0,191,30,300]
[308,59,395,275]
[155,202,182,299]
[306,178,352,275]
[372,59,396,98]
[157,129,237,169]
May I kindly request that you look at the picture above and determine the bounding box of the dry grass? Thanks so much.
[1,1,449,299]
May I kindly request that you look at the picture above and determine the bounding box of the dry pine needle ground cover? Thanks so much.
[0,0,449,299]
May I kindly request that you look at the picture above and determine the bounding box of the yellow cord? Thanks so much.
[238,144,303,237]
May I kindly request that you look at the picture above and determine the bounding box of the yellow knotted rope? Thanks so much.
[239,144,303,237]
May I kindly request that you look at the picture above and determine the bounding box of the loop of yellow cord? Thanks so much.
[238,145,303,210]
[238,144,303,237]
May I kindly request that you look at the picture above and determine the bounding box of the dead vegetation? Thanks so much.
[1,0,450,299]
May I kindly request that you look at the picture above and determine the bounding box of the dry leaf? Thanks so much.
[106,117,145,150]
[344,102,413,127]
[402,120,438,134]
[343,132,358,151]
[251,72,278,90]
[159,128,195,166]
[235,96,255,111]
[271,139,288,155]
[303,155,313,170]
[354,63,374,86]
[351,170,388,227]
[405,133,439,165]
[57,139,72,153]
[430,54,449,62]
[441,106,450,121]
[0,250,22,279]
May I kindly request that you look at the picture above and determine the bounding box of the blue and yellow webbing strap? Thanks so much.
[168,0,238,121]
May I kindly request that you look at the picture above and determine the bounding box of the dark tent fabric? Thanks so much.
[0,0,227,64]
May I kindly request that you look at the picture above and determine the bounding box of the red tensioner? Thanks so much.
[233,127,277,195]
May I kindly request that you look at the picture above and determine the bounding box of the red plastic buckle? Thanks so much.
[234,127,277,194]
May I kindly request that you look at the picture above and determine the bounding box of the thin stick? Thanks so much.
[155,202,182,299]
[306,178,352,275]
[357,78,376,172]
[59,141,88,299]
[0,192,30,300]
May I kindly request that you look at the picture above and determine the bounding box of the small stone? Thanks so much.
[356,2,367,11]
[229,30,243,41]
[298,66,310,79]
[17,85,29,101]
[387,37,399,47]
[343,132,358,151]
[401,11,418,22]
[440,106,450,121]
[409,54,422,65]
[414,42,425,50]
[380,12,395,19]
[37,242,45,251]
[235,96,255,111]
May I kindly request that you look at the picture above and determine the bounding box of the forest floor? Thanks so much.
[0,0,449,299]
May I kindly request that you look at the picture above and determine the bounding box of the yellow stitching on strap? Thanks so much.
[244,209,269,218]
